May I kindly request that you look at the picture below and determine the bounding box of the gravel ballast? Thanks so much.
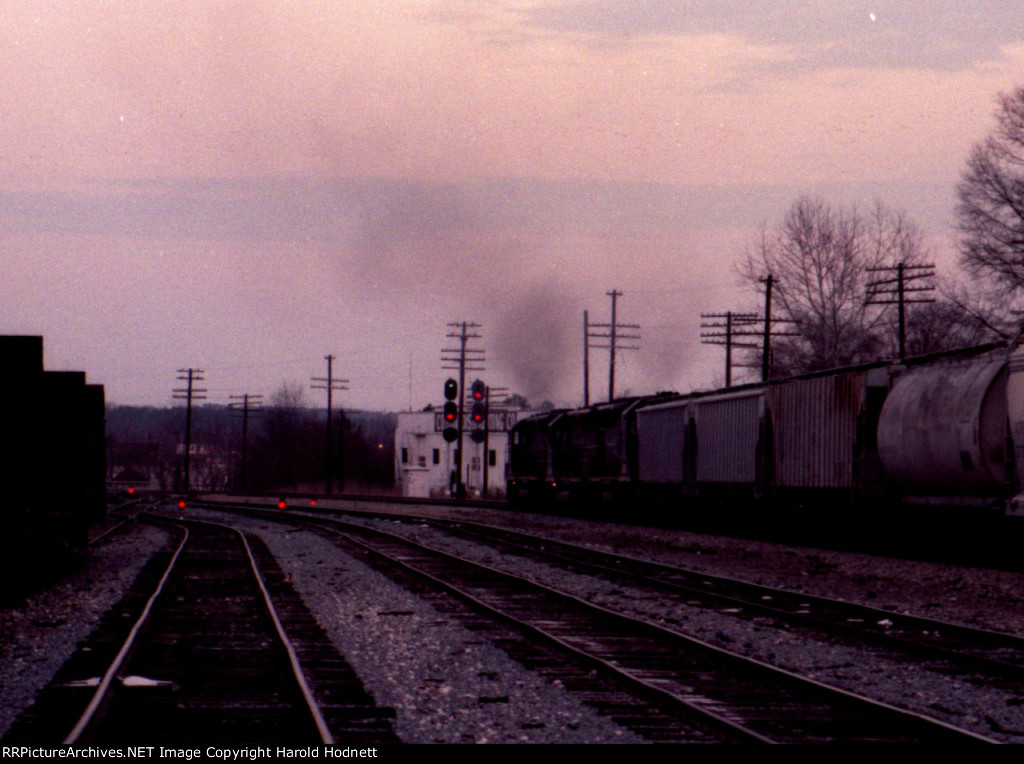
[0,521,170,738]
[4,500,1024,743]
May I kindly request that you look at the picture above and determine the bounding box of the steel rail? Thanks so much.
[64,524,189,744]
[290,514,998,744]
[235,528,335,744]
[419,518,1024,680]
[67,515,334,744]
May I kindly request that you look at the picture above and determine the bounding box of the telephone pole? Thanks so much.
[700,313,760,387]
[587,290,640,401]
[583,310,590,406]
[229,393,263,493]
[173,368,206,492]
[758,274,799,381]
[761,275,774,382]
[866,262,936,360]
[442,321,484,499]
[311,355,348,495]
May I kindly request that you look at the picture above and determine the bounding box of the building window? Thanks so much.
[432,448,440,465]
[401,447,408,464]
[488,449,496,467]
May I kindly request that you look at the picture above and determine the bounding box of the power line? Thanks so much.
[173,368,206,492]
[700,312,760,387]
[229,393,263,493]
[866,262,936,360]
[311,355,349,495]
[587,289,640,402]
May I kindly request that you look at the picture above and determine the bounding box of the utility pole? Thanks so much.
[442,322,484,499]
[757,274,799,381]
[229,393,263,493]
[311,355,348,495]
[583,310,590,406]
[761,274,773,382]
[700,313,760,387]
[587,290,640,401]
[866,262,936,359]
[173,368,206,492]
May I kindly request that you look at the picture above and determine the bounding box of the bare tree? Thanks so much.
[743,197,930,376]
[252,382,319,490]
[902,296,1002,356]
[957,86,1024,300]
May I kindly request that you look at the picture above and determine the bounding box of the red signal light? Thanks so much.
[310,499,317,506]
[277,499,287,510]
[127,487,134,495]
[443,401,458,423]
[178,500,186,509]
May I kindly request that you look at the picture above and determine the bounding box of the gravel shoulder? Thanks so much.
[0,521,170,739]
[4,499,1024,743]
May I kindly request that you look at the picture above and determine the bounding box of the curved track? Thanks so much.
[193,501,998,743]
[4,517,397,745]
[410,518,1024,683]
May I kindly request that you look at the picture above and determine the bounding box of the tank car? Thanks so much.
[877,344,1013,508]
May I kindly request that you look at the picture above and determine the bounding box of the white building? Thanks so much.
[394,409,518,498]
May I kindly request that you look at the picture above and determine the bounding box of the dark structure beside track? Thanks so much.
[0,336,105,603]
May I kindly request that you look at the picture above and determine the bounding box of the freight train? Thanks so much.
[0,336,105,603]
[507,339,1024,516]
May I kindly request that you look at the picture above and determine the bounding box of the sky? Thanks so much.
[2,1,1023,412]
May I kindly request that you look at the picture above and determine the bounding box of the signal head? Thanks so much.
[444,378,458,401]
[444,401,458,423]
[471,379,485,401]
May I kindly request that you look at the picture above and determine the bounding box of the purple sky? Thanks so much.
[2,2,1022,411]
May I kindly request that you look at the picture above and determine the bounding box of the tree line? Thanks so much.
[738,85,1024,379]
[107,385,396,494]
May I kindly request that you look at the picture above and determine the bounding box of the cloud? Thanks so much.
[522,1,1023,74]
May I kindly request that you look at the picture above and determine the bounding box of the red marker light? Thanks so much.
[309,499,317,506]
[127,487,134,495]
[178,500,186,509]
[278,500,286,510]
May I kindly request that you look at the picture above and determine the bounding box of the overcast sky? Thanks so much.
[2,1,1023,411]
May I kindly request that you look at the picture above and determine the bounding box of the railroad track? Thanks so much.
[196,498,1024,692]
[3,517,397,745]
[398,518,1024,684]
[190,502,997,743]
